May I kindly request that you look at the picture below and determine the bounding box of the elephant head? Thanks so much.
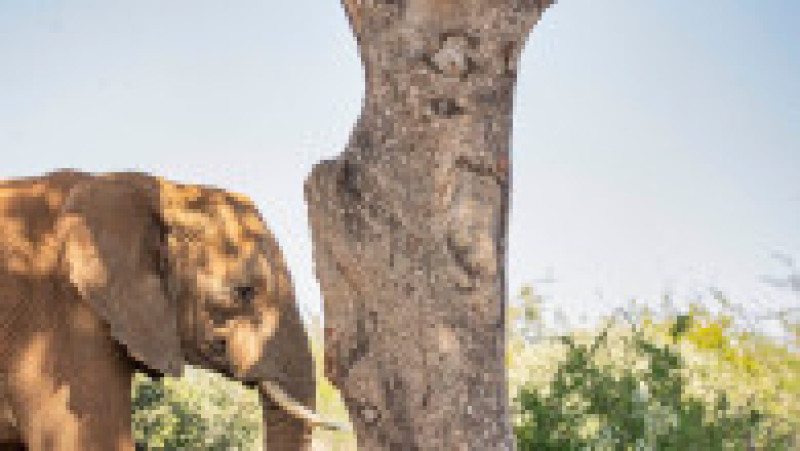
[56,172,342,449]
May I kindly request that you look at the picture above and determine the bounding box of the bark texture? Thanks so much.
[305,1,554,448]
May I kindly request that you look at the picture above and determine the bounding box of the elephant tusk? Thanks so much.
[259,380,352,432]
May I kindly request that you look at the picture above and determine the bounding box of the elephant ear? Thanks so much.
[59,177,184,377]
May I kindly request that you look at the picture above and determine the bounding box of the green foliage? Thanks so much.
[130,327,357,450]
[131,367,262,450]
[510,286,799,450]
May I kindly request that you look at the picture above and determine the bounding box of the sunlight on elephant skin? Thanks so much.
[0,170,340,450]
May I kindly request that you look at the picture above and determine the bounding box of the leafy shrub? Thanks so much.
[131,367,262,450]
[130,330,356,450]
[510,289,798,450]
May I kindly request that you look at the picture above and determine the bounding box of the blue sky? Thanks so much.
[1,1,797,335]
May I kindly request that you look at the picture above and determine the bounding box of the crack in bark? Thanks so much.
[445,233,481,292]
[341,309,372,379]
[429,98,465,117]
[454,154,507,186]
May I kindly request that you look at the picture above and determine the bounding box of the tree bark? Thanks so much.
[305,1,554,448]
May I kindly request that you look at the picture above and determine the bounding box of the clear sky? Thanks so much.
[1,1,797,336]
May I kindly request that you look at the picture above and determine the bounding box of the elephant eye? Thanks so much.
[233,285,256,306]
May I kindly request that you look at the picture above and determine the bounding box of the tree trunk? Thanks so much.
[305,1,554,448]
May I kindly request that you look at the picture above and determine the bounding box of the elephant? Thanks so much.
[0,170,339,450]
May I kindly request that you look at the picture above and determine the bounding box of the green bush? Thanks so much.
[510,290,798,450]
[131,367,262,450]
[130,330,356,450]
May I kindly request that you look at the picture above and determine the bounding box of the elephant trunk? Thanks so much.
[243,287,350,447]
[259,380,313,451]
[257,380,349,451]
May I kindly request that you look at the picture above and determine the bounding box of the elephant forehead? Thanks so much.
[159,180,272,277]
[205,226,266,283]
[211,199,263,245]
[205,243,262,282]
[165,199,257,243]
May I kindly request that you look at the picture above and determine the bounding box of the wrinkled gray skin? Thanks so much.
[0,171,325,450]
